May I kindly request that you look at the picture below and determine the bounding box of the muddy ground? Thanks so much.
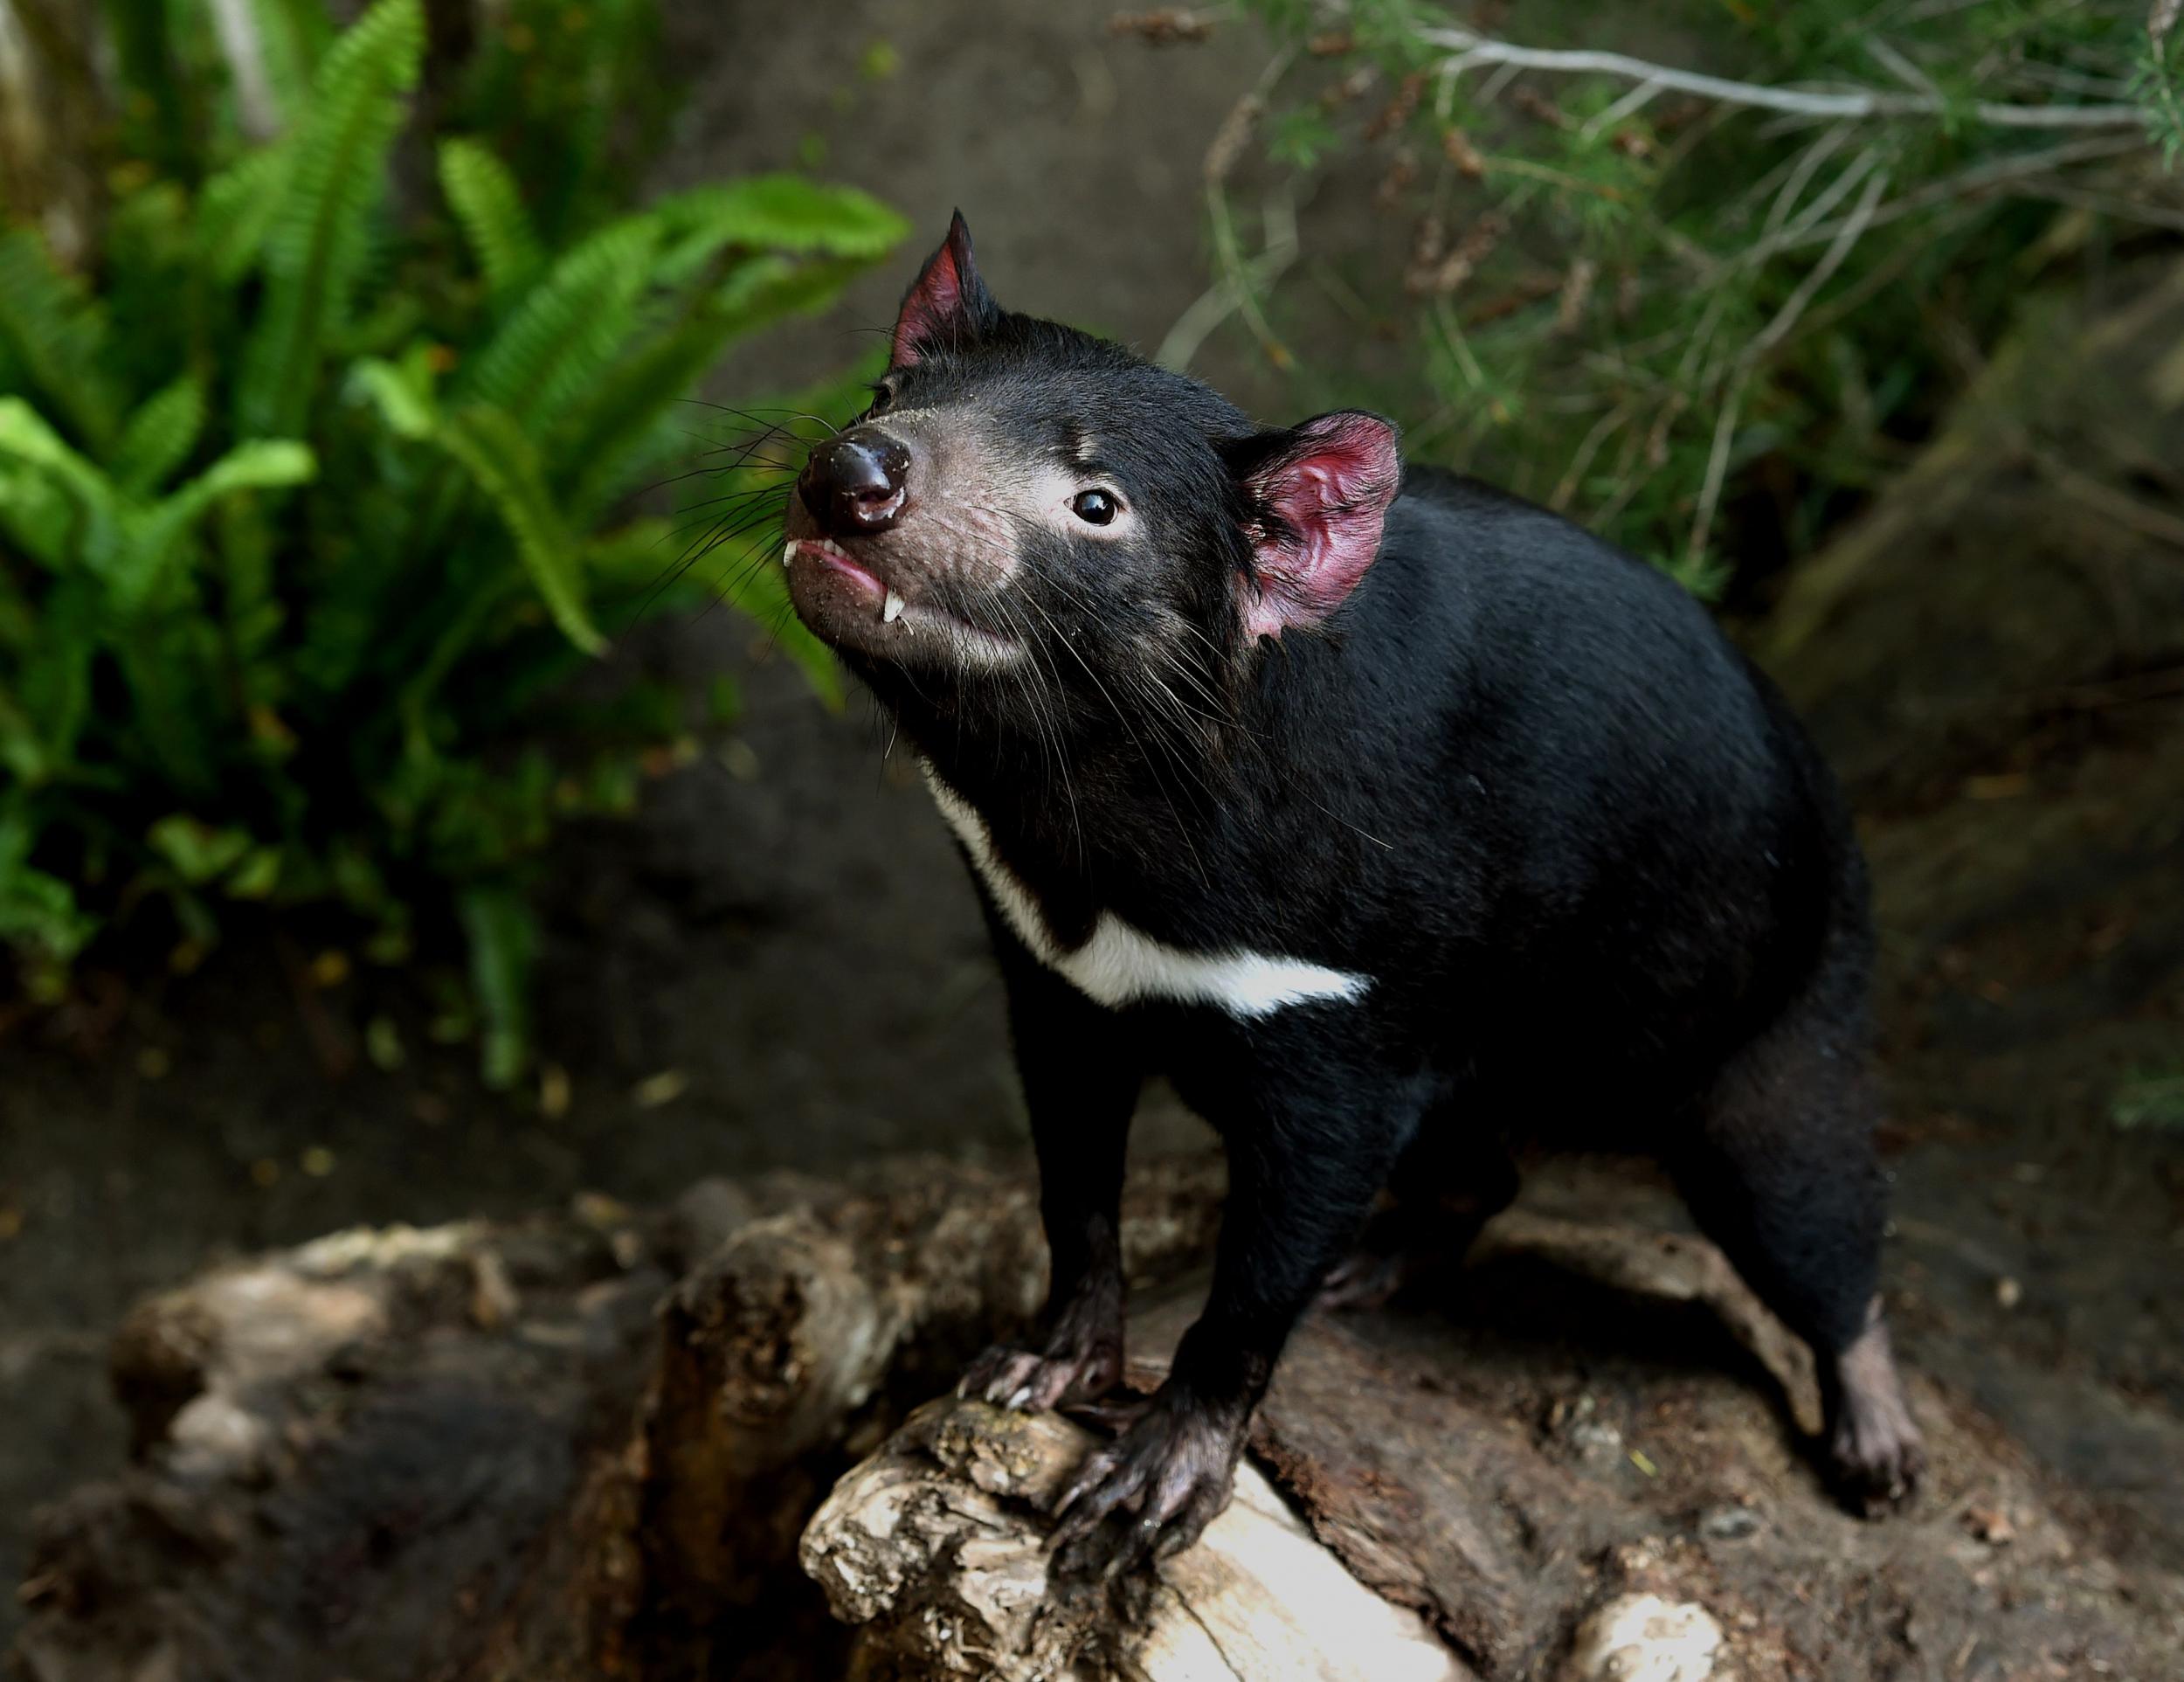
[3,0,2182,1664]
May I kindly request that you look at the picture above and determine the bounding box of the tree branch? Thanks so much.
[1420,24,2150,131]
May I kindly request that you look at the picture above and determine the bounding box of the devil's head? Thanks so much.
[783,213,1400,755]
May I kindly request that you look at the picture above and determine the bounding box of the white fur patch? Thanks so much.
[923,768,1371,1019]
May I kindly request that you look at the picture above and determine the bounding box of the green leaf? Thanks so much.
[349,355,440,440]
[0,231,123,458]
[0,460,79,571]
[10,577,97,778]
[0,855,95,965]
[561,256,874,520]
[435,404,605,654]
[712,529,843,709]
[236,0,425,439]
[113,377,209,495]
[0,685,45,786]
[197,144,297,283]
[457,881,536,1090]
[114,440,318,610]
[226,845,285,900]
[247,0,338,123]
[439,136,544,299]
[456,216,658,433]
[652,176,909,279]
[0,398,120,557]
[148,815,255,885]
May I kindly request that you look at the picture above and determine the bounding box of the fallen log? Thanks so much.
[798,1205,2183,1679]
[10,1156,2181,1681]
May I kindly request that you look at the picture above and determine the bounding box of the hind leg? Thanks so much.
[1671,997,1925,1513]
[1317,1114,1518,1310]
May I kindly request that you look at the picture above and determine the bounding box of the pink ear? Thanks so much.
[1237,412,1401,639]
[891,211,997,367]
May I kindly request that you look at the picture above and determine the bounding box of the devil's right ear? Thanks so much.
[891,211,1001,368]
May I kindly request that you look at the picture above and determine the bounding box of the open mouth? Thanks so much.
[783,536,909,625]
[782,535,1021,668]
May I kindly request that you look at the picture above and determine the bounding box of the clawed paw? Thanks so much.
[1826,1314,1925,1517]
[1830,1408,1925,1517]
[957,1284,1123,1414]
[1047,1383,1246,1577]
[957,1339,1120,1413]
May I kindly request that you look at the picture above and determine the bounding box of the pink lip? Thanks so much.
[791,536,885,596]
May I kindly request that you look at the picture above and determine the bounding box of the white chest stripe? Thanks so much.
[923,770,1371,1020]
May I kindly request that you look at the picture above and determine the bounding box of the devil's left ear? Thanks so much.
[891,211,1000,368]
[1227,411,1400,639]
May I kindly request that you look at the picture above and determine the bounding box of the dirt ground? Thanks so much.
[3,1,2181,1664]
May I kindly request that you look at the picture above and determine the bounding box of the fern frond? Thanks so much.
[197,143,297,283]
[556,309,753,523]
[349,355,440,440]
[0,232,123,457]
[454,217,657,436]
[557,254,867,520]
[113,377,209,495]
[458,881,537,1090]
[114,440,318,610]
[246,0,335,122]
[235,0,425,438]
[0,397,120,543]
[651,176,909,283]
[439,136,544,300]
[0,573,94,782]
[705,522,842,709]
[434,404,605,654]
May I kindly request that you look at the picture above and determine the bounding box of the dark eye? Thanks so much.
[1070,488,1118,525]
[867,383,895,415]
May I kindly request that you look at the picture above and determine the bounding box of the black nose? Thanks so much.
[797,434,909,536]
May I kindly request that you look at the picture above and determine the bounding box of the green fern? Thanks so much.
[0,398,121,563]
[652,176,910,280]
[0,232,123,457]
[112,440,318,609]
[112,377,209,495]
[245,0,336,123]
[197,144,297,284]
[439,136,545,299]
[559,253,871,521]
[0,0,902,1083]
[434,403,605,654]
[236,0,425,438]
[456,216,658,433]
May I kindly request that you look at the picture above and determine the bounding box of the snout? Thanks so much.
[796,432,909,536]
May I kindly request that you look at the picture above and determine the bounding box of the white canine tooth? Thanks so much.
[882,590,905,625]
[781,541,795,567]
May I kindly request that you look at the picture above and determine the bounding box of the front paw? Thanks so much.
[957,1285,1123,1413]
[1048,1381,1247,1576]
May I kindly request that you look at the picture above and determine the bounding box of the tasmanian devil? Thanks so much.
[779,213,1925,1569]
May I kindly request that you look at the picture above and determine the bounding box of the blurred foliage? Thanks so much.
[1224,0,2184,594]
[0,0,902,1083]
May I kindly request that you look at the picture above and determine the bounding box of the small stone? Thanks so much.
[1564,1594,1723,1682]
[1699,1505,1760,1541]
[1994,1276,2022,1310]
[1966,1504,2016,1546]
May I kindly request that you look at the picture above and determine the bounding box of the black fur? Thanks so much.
[785,219,1923,1567]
